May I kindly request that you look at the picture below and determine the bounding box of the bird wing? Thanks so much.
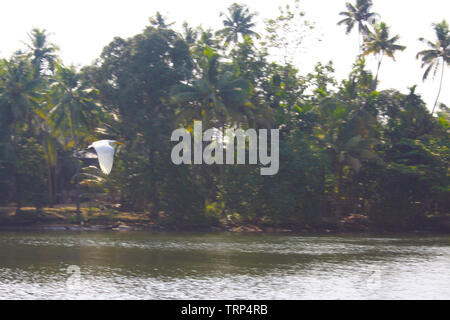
[93,143,115,175]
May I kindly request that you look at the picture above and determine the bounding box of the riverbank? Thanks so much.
[1,205,449,234]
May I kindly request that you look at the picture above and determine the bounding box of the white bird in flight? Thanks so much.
[88,140,123,175]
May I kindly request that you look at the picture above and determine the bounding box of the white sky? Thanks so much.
[1,0,449,110]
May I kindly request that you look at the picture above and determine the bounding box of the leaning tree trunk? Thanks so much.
[432,60,445,116]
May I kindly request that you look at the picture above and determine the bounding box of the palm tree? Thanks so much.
[191,28,220,58]
[48,65,100,216]
[315,97,381,226]
[0,54,41,211]
[338,0,379,53]
[0,55,40,133]
[25,28,59,79]
[171,47,255,129]
[216,3,260,47]
[182,22,198,47]
[363,22,406,90]
[417,20,450,115]
[26,28,61,207]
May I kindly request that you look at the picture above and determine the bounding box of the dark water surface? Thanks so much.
[0,231,449,299]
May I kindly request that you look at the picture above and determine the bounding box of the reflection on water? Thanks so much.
[0,231,449,299]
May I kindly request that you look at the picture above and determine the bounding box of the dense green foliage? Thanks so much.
[0,2,448,231]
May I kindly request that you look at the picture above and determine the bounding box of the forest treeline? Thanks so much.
[0,1,449,231]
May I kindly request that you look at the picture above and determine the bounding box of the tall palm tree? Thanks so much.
[363,22,406,90]
[26,28,61,207]
[25,28,59,79]
[338,0,379,53]
[417,20,450,115]
[216,3,260,47]
[48,65,100,216]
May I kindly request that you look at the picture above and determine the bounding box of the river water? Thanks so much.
[0,231,449,299]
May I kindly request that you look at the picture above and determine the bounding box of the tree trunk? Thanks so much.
[11,131,22,213]
[43,129,56,208]
[46,162,54,208]
[432,59,445,116]
[53,166,58,204]
[15,173,22,213]
[71,125,81,220]
[334,161,344,229]
[371,53,384,91]
[358,32,361,55]
[149,147,160,213]
[74,155,81,217]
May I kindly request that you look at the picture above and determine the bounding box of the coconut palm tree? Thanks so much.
[25,28,59,79]
[362,22,406,90]
[25,28,61,207]
[48,65,100,216]
[417,20,450,115]
[338,0,379,53]
[0,54,43,211]
[191,28,221,58]
[171,47,256,129]
[0,54,43,141]
[216,3,260,47]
